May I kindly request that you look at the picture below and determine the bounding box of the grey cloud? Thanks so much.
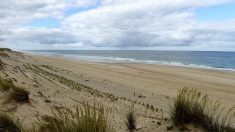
[0,0,96,48]
[1,0,235,50]
[62,0,235,48]
[0,37,5,41]
[0,28,12,42]
[36,33,77,45]
[0,0,99,28]
[11,28,78,45]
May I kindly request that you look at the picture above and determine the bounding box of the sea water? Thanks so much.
[27,50,235,71]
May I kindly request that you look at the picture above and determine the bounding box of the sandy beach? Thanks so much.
[34,54,235,107]
[0,50,235,131]
[2,1,235,131]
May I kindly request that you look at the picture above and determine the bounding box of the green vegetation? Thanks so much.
[40,65,59,72]
[171,87,235,132]
[24,64,118,100]
[0,78,13,91]
[0,77,29,103]
[0,112,22,132]
[2,63,231,131]
[35,103,111,132]
[125,106,136,132]
[25,64,158,109]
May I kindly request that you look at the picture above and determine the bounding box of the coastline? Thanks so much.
[30,53,235,107]
[1,50,234,131]
[23,50,235,72]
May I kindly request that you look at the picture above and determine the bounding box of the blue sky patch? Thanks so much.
[64,0,101,16]
[21,18,60,28]
[196,2,235,21]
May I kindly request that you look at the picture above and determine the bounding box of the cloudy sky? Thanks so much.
[1,0,235,51]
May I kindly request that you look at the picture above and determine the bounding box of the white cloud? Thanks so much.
[9,28,77,44]
[62,0,235,48]
[0,0,98,26]
[1,0,235,50]
[0,0,97,49]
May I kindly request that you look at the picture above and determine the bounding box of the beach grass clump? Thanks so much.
[171,87,207,124]
[0,78,13,91]
[10,86,30,103]
[35,103,111,132]
[125,106,136,132]
[0,77,29,103]
[171,87,235,132]
[0,112,22,132]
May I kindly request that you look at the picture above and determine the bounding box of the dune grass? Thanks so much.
[0,112,22,132]
[35,103,111,132]
[0,77,29,103]
[125,106,136,132]
[24,64,118,101]
[171,87,235,132]
[0,78,13,91]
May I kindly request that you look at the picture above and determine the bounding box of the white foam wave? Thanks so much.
[26,51,235,72]
[61,54,235,71]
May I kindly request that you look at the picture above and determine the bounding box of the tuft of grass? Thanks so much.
[125,106,136,132]
[171,87,207,124]
[0,78,13,91]
[171,87,235,132]
[0,112,22,132]
[10,86,30,103]
[0,77,29,103]
[35,103,111,132]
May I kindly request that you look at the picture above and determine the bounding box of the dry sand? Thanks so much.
[34,54,235,108]
[0,50,234,131]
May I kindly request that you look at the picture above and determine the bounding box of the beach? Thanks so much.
[33,54,235,108]
[2,1,235,131]
[0,50,235,131]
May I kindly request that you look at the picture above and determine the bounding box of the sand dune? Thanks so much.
[0,50,234,131]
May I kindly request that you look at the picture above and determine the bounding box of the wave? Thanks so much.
[25,51,235,71]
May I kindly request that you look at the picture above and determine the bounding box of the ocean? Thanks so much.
[27,50,235,71]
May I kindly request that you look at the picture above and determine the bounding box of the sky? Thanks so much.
[0,0,235,51]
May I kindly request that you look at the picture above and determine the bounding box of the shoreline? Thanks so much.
[23,51,235,72]
[1,49,235,131]
[30,53,235,107]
